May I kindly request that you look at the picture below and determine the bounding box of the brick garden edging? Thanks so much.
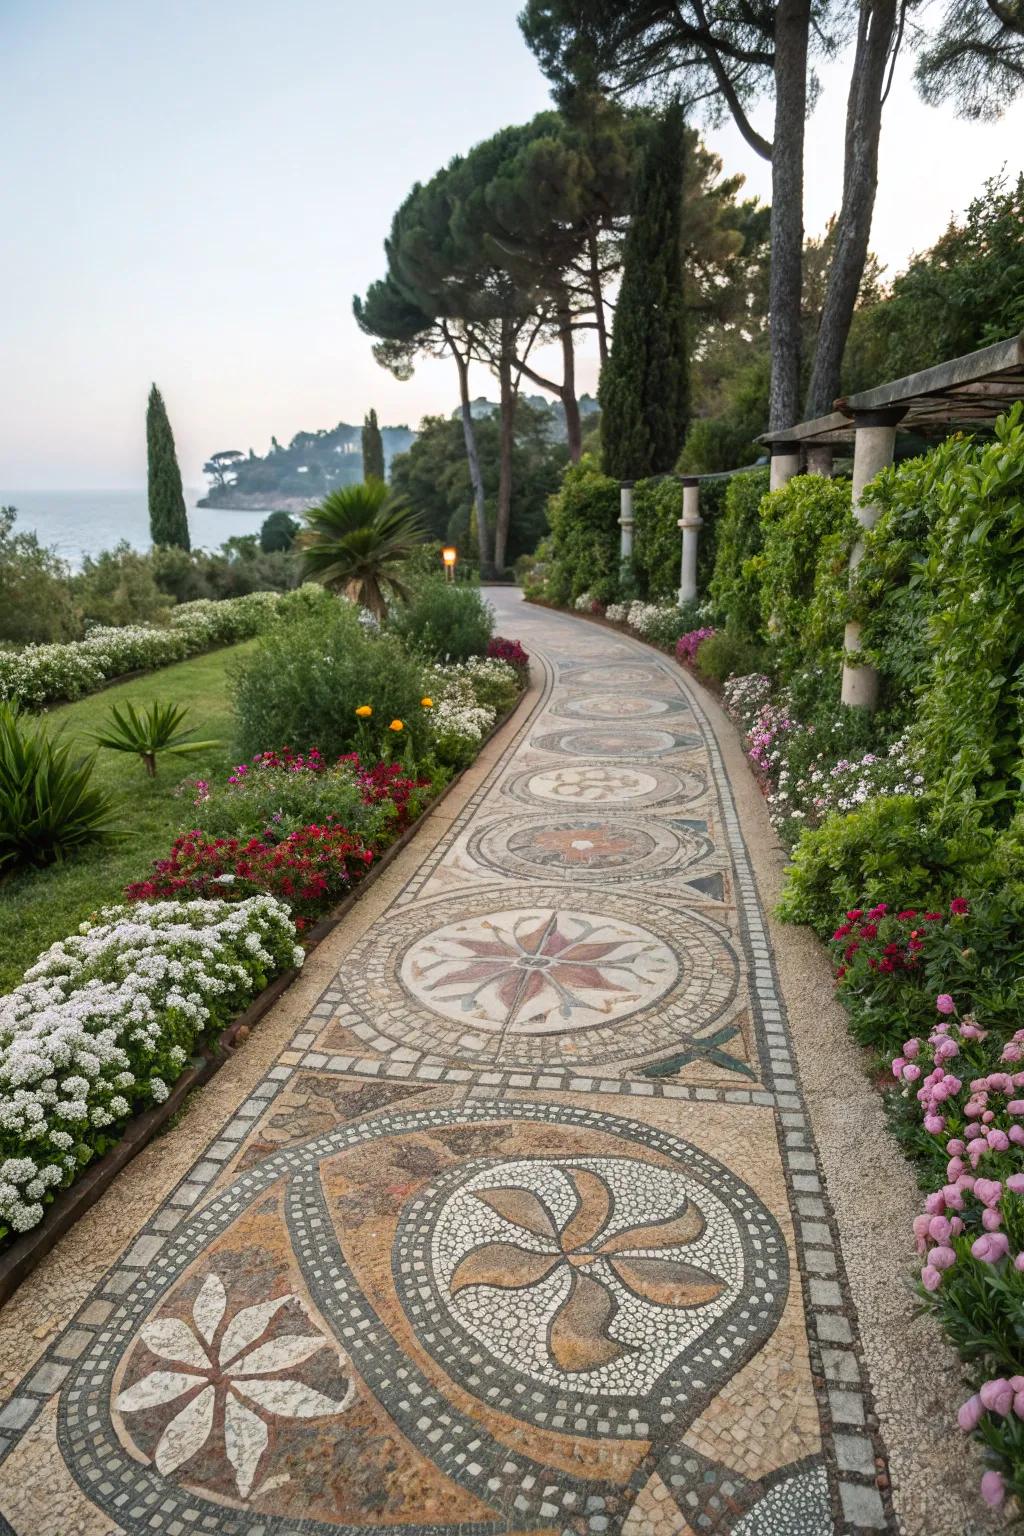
[0,684,531,1308]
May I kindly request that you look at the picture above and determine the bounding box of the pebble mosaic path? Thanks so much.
[0,593,895,1534]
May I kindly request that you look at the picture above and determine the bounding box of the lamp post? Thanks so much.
[441,545,457,584]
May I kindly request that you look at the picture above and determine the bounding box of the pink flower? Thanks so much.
[923,1115,946,1135]
[902,1064,921,1083]
[971,1232,1010,1264]
[982,1208,1004,1231]
[903,1038,921,1059]
[920,1265,943,1291]
[1006,1173,1024,1195]
[974,1178,1002,1208]
[980,1470,1005,1508]
[928,1215,952,1243]
[986,1129,1010,1152]
[980,1379,1014,1416]
[1016,1253,1024,1273]
[929,1245,957,1271]
[958,1393,984,1431]
[891,1057,906,1078]
[935,993,956,1015]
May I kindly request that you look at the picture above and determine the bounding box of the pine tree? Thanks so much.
[362,408,386,481]
[146,384,191,550]
[599,103,690,481]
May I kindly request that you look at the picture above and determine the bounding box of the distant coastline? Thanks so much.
[196,491,318,513]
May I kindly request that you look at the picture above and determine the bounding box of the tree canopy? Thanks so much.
[146,385,190,551]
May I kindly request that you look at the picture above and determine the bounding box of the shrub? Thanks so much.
[184,748,428,847]
[0,507,78,645]
[231,597,426,761]
[632,477,683,601]
[391,577,494,662]
[0,896,300,1243]
[487,635,529,676]
[0,703,112,872]
[707,468,770,637]
[544,458,621,604]
[72,543,174,628]
[694,630,768,685]
[776,797,1003,939]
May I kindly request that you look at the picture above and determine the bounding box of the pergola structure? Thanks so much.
[759,333,1024,708]
[615,333,1024,708]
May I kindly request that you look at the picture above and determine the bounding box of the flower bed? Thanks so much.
[721,672,923,845]
[830,894,1024,1511]
[0,590,288,709]
[0,896,300,1244]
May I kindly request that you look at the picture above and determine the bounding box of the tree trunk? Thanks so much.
[557,300,583,461]
[444,323,492,573]
[768,0,810,431]
[588,235,609,369]
[804,0,898,419]
[494,323,516,573]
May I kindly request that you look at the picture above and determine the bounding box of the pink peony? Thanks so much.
[958,1394,984,1431]
[935,993,956,1015]
[971,1231,1010,1264]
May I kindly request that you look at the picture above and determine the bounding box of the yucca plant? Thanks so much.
[91,700,220,777]
[0,702,113,871]
[299,480,426,620]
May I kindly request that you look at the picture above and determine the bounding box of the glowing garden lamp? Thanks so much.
[441,545,457,582]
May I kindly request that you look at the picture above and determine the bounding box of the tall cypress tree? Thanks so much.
[362,408,386,481]
[146,384,191,549]
[599,103,690,481]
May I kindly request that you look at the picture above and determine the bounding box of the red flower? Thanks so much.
[950,898,970,916]
[846,909,863,921]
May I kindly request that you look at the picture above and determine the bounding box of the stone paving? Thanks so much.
[0,594,894,1534]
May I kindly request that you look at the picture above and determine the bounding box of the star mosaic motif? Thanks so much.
[449,1165,725,1373]
[415,909,662,1024]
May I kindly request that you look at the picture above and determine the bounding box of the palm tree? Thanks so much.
[298,481,425,620]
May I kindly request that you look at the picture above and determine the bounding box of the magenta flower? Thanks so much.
[935,994,956,1015]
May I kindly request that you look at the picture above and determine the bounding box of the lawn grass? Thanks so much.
[0,642,257,993]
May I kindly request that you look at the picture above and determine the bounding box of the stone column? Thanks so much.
[805,443,834,476]
[769,442,801,491]
[618,481,635,566]
[677,478,702,605]
[840,410,905,708]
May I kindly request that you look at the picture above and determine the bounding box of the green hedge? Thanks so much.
[544,457,621,605]
[707,469,771,638]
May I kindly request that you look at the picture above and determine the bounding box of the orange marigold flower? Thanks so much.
[420,697,433,709]
[389,719,404,732]
[355,705,373,718]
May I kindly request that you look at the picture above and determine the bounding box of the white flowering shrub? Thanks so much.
[0,896,301,1242]
[600,599,699,648]
[604,601,629,624]
[0,590,289,709]
[573,592,594,611]
[423,665,497,766]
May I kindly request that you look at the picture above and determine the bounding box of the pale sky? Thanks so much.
[3,0,1023,489]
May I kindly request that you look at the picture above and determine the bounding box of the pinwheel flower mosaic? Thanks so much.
[449,1165,725,1373]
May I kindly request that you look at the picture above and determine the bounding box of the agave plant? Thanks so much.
[298,480,425,620]
[91,700,220,777]
[0,702,113,871]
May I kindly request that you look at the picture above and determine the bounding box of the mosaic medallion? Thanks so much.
[334,883,741,1067]
[400,906,678,1034]
[467,813,717,885]
[550,692,691,721]
[504,761,707,809]
[394,1110,787,1436]
[562,663,673,689]
[532,726,701,758]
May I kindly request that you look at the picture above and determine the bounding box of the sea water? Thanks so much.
[0,489,274,568]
